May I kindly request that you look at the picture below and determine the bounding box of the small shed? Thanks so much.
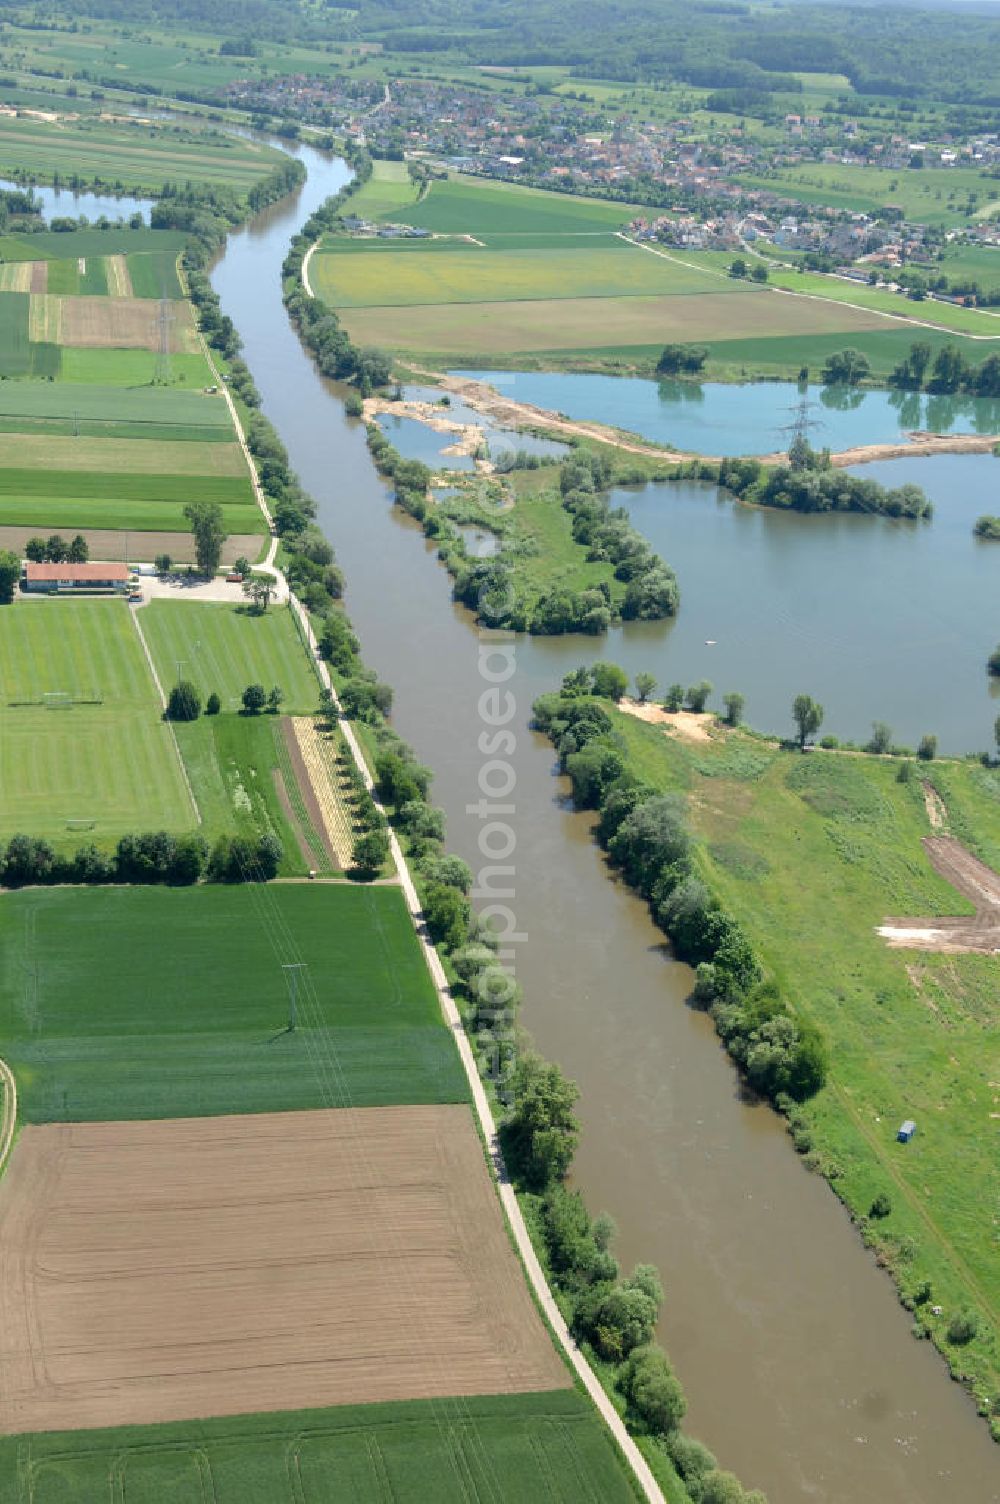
[897,1120,917,1143]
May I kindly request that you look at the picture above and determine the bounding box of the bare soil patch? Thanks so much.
[0,526,260,565]
[0,1105,567,1435]
[922,780,948,831]
[879,835,1000,954]
[57,295,196,351]
[620,697,715,743]
[104,253,132,299]
[289,716,360,870]
[280,716,339,867]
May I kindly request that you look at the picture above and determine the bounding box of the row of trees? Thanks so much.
[0,829,282,890]
[310,568,763,1498]
[24,534,88,564]
[891,340,1000,397]
[533,683,829,1106]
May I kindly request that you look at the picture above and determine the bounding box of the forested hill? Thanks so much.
[9,0,1000,104]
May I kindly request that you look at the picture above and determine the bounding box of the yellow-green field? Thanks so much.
[0,433,249,477]
[338,286,892,358]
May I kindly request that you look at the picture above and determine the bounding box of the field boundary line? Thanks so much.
[127,603,201,826]
[0,1057,17,1176]
[283,589,664,1504]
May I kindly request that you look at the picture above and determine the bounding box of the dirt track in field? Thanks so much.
[879,835,1000,954]
[0,1106,567,1434]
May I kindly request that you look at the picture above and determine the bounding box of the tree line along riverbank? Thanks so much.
[534,671,1000,1431]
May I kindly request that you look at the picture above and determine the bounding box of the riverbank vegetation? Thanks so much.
[670,445,933,518]
[363,421,679,633]
[535,677,1000,1422]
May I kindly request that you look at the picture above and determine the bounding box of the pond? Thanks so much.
[1,178,154,225]
[451,368,1000,456]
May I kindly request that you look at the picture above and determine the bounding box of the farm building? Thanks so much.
[22,561,130,595]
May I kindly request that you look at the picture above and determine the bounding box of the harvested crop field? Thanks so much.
[29,293,197,351]
[0,261,34,293]
[0,1106,568,1434]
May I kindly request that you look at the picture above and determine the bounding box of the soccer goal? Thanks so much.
[65,818,96,832]
[43,692,73,710]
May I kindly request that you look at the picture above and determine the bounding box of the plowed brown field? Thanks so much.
[0,1105,567,1435]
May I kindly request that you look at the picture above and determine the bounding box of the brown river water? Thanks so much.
[210,145,1000,1503]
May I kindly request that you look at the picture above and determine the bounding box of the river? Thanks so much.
[209,143,1000,1502]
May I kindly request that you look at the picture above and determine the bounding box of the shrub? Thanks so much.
[166,680,200,721]
[917,734,937,761]
[947,1310,979,1346]
[241,682,266,715]
[869,1192,892,1220]
[205,691,221,715]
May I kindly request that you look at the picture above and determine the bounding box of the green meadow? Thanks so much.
[0,883,468,1120]
[141,601,320,715]
[0,115,287,194]
[0,1391,634,1504]
[0,600,194,844]
[609,708,1000,1401]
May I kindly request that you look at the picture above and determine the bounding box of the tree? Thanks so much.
[25,536,46,562]
[68,534,88,563]
[45,533,68,563]
[266,685,284,714]
[722,691,744,727]
[821,348,870,386]
[233,555,252,579]
[663,683,685,713]
[168,834,207,885]
[0,549,19,604]
[241,682,266,715]
[154,552,172,575]
[988,645,1000,677]
[205,691,221,715]
[867,721,893,754]
[620,1345,686,1436]
[352,828,389,876]
[423,881,470,949]
[686,680,712,713]
[166,680,201,722]
[750,263,768,283]
[242,574,275,612]
[504,1052,580,1188]
[917,734,937,761]
[634,671,656,703]
[590,662,628,701]
[995,714,1000,761]
[656,343,707,376]
[728,256,748,279]
[183,500,227,576]
[792,693,823,749]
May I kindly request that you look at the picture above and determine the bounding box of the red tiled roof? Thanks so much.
[25,561,129,581]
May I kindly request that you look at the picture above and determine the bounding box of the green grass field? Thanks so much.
[174,713,335,878]
[765,266,1000,338]
[0,380,231,428]
[0,600,194,844]
[699,326,990,381]
[0,883,468,1120]
[141,601,320,715]
[609,709,1000,1401]
[347,157,421,221]
[392,175,643,235]
[0,433,249,476]
[0,227,186,263]
[0,1390,635,1504]
[0,115,288,194]
[0,464,259,534]
[737,162,995,226]
[314,238,731,308]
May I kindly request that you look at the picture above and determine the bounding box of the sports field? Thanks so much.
[0,884,468,1119]
[0,600,194,844]
[141,601,320,715]
[0,1390,633,1503]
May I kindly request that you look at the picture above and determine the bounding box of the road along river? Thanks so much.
[210,143,1000,1503]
